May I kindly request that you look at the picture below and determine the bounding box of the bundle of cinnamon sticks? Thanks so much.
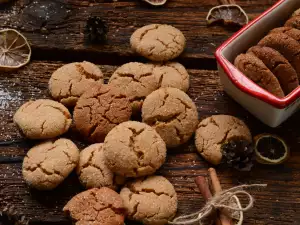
[195,168,234,225]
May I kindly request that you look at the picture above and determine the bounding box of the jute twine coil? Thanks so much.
[168,184,267,225]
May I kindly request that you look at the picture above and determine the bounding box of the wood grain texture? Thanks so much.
[1,61,300,224]
[0,0,277,69]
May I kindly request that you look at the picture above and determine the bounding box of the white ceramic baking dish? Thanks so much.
[215,0,300,127]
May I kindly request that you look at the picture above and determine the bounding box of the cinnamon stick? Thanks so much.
[208,168,233,225]
[194,176,222,225]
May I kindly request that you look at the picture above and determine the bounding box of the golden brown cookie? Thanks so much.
[247,46,299,94]
[195,115,252,165]
[293,8,300,17]
[77,144,116,189]
[142,88,198,148]
[258,33,300,78]
[49,61,103,107]
[63,187,125,225]
[285,16,300,29]
[130,24,186,62]
[108,62,158,113]
[103,121,166,178]
[14,99,72,139]
[153,62,189,92]
[120,176,177,225]
[73,84,132,143]
[234,53,285,98]
[22,138,79,190]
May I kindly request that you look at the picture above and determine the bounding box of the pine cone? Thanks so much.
[221,139,254,171]
[85,17,108,43]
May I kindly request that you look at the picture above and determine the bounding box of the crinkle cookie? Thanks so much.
[195,115,252,165]
[234,53,285,98]
[103,121,166,178]
[142,88,198,148]
[285,16,300,29]
[130,24,186,62]
[120,176,177,225]
[63,187,126,225]
[247,46,299,94]
[22,138,79,190]
[258,33,300,78]
[109,62,158,113]
[73,84,132,143]
[77,143,124,189]
[49,61,104,107]
[14,99,72,139]
[270,27,300,44]
[153,62,189,92]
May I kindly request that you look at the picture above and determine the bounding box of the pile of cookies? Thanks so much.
[235,8,300,97]
[14,23,253,225]
[13,24,196,225]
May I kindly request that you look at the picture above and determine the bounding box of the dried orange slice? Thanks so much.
[143,0,167,6]
[254,134,289,165]
[206,5,249,27]
[0,29,31,70]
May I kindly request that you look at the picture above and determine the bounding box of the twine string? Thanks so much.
[168,184,267,225]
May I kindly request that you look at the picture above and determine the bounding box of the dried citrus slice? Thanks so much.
[143,0,167,6]
[206,4,249,27]
[254,134,289,165]
[0,29,31,70]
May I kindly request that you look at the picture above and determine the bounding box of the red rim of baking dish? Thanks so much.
[215,0,300,109]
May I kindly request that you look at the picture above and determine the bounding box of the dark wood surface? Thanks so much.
[2,0,300,225]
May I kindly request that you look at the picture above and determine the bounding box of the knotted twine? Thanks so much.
[168,184,267,225]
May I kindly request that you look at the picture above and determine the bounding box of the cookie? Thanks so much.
[285,16,300,29]
[154,62,189,92]
[234,53,285,98]
[73,84,132,143]
[103,121,166,177]
[77,144,116,189]
[14,99,72,139]
[270,27,300,44]
[247,46,299,94]
[108,62,158,113]
[292,8,300,17]
[120,176,177,225]
[63,187,125,225]
[195,115,252,165]
[49,61,104,107]
[22,138,79,190]
[130,24,186,62]
[258,33,300,78]
[142,88,198,148]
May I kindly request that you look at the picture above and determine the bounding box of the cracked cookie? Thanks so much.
[153,62,189,92]
[142,88,198,148]
[77,143,124,189]
[14,99,72,139]
[103,121,166,177]
[49,61,104,107]
[285,16,300,29]
[130,24,186,62]
[22,138,79,190]
[73,84,132,143]
[270,27,300,44]
[234,53,285,98]
[120,175,177,225]
[258,33,300,78]
[108,62,158,114]
[195,115,252,165]
[247,46,299,94]
[63,187,126,225]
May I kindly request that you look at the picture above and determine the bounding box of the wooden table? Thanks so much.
[1,0,300,224]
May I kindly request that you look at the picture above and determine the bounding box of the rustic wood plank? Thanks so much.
[0,0,278,68]
[1,154,300,225]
